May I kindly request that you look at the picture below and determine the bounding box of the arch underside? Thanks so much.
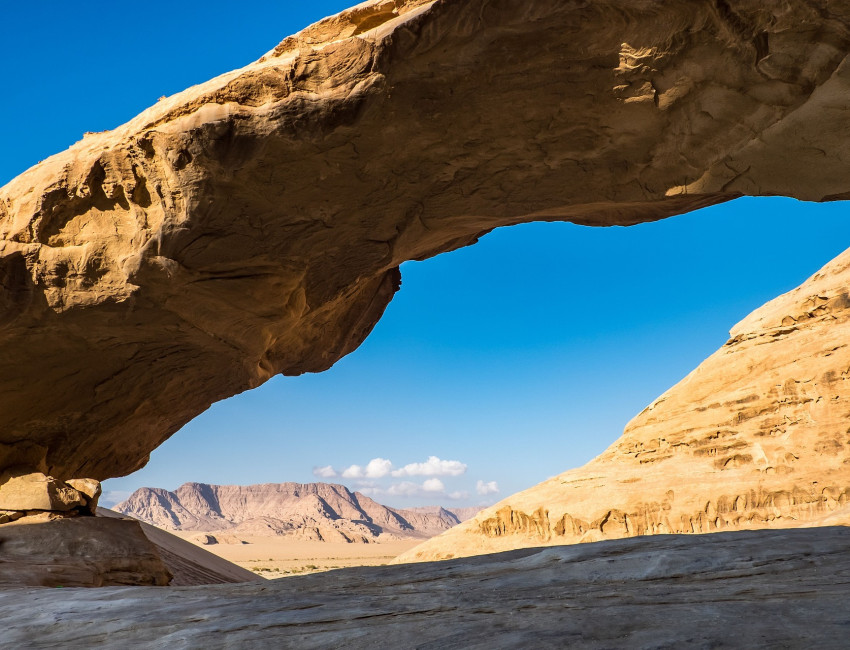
[2,0,850,490]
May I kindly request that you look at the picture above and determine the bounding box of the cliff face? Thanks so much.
[397,246,850,562]
[115,482,473,542]
[4,0,850,485]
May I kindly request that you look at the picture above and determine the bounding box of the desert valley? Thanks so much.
[4,0,850,647]
[113,481,480,576]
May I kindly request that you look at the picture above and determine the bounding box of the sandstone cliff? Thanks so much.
[115,482,477,542]
[397,246,850,563]
[4,0,850,487]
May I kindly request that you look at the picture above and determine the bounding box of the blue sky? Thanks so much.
[3,3,850,508]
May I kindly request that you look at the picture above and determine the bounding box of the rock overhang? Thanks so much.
[2,0,850,486]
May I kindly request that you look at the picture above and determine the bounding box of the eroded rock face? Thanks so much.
[397,246,850,563]
[115,481,474,542]
[2,527,849,647]
[0,516,172,587]
[4,0,850,482]
[96,508,261,586]
[0,471,86,512]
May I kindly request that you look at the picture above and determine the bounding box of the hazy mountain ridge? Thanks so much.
[115,482,482,543]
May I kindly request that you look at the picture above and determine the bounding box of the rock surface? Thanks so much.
[5,0,850,482]
[0,516,172,587]
[115,481,478,542]
[96,508,261,586]
[2,526,849,648]
[0,510,260,587]
[0,471,86,512]
[399,245,850,563]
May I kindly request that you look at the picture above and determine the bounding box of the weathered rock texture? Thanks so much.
[0,510,260,587]
[0,516,173,587]
[4,0,850,483]
[0,471,87,511]
[96,508,261,586]
[115,481,477,542]
[398,247,850,562]
[2,527,850,648]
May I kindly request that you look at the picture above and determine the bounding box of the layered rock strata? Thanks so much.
[4,0,850,485]
[3,527,849,648]
[0,510,260,588]
[398,246,850,562]
[0,471,100,524]
[0,516,172,587]
[115,481,477,542]
[96,508,261,586]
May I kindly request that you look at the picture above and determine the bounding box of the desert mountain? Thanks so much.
[115,482,480,543]
[405,506,482,523]
[398,245,850,563]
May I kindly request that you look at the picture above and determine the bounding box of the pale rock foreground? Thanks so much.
[4,0,850,485]
[399,243,850,563]
[2,527,849,648]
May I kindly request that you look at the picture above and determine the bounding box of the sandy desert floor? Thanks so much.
[171,533,421,577]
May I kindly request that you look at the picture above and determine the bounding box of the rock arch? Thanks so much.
[2,0,850,491]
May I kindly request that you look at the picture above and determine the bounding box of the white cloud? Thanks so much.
[422,478,445,493]
[341,464,364,478]
[448,490,469,500]
[476,480,499,495]
[391,456,467,478]
[341,458,393,479]
[364,457,393,478]
[386,481,421,497]
[312,465,337,478]
[379,479,453,498]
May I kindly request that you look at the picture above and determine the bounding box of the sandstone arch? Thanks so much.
[2,0,850,487]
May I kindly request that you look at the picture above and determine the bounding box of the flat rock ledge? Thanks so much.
[0,517,171,587]
[3,527,850,649]
[0,513,259,588]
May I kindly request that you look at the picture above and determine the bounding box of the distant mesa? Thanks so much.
[115,482,481,543]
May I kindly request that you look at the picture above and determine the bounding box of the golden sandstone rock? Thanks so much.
[4,0,850,488]
[0,471,86,512]
[397,247,850,562]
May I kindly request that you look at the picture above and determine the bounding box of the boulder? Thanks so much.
[0,471,85,512]
[0,516,172,587]
[67,478,101,513]
[0,510,23,524]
